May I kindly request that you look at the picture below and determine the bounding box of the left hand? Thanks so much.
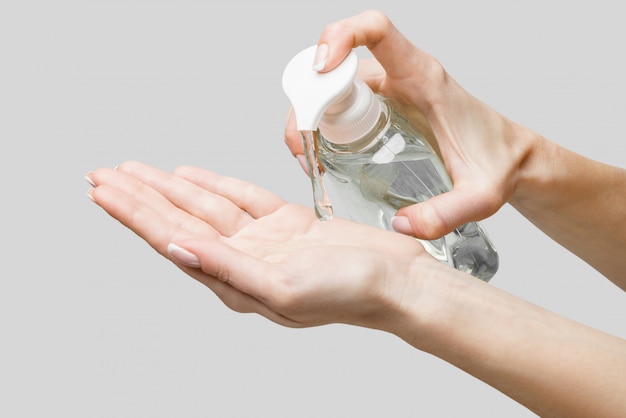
[86,161,432,330]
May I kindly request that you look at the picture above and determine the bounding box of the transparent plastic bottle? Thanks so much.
[283,45,499,281]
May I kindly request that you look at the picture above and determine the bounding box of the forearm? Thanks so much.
[389,261,626,417]
[510,133,626,288]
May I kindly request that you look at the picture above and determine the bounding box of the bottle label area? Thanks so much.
[372,133,406,164]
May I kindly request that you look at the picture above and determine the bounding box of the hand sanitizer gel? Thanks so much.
[282,45,499,281]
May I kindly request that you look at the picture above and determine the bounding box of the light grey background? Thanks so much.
[1,1,624,417]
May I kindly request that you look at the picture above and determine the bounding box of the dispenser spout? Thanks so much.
[282,45,358,131]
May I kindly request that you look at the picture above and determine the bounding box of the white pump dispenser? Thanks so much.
[282,45,499,281]
[282,45,380,144]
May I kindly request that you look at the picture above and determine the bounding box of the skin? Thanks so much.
[87,9,626,418]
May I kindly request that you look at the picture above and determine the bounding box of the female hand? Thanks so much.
[86,161,626,418]
[284,10,536,239]
[86,161,433,330]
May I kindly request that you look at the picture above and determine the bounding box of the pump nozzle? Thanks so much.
[283,45,381,144]
[282,45,358,131]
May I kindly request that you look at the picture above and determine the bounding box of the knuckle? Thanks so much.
[172,165,189,176]
[362,9,391,28]
[474,182,507,217]
[416,203,448,238]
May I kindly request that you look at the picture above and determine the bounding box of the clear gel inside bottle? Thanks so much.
[315,98,499,281]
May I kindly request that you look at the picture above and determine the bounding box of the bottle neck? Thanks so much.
[320,97,390,154]
[318,80,384,145]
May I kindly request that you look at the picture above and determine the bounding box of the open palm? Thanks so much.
[87,161,430,330]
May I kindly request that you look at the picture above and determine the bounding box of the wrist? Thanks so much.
[508,128,560,211]
[380,254,468,352]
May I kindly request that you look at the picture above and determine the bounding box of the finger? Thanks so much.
[284,107,303,156]
[88,167,291,323]
[172,166,287,219]
[356,58,385,91]
[174,237,301,326]
[395,185,502,239]
[316,10,418,75]
[315,10,442,108]
[175,263,300,328]
[88,176,216,257]
[284,108,311,175]
[115,161,253,237]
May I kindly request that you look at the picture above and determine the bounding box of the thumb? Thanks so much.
[393,186,499,239]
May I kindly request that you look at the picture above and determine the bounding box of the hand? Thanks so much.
[284,10,536,239]
[86,161,432,330]
[86,161,626,418]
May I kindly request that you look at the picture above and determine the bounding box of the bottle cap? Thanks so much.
[282,45,380,144]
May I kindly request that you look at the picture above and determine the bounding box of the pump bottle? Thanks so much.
[282,45,498,281]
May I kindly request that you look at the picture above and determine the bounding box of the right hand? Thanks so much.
[284,10,536,240]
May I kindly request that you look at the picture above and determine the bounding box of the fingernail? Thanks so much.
[167,243,201,268]
[296,154,310,176]
[391,216,414,236]
[313,43,329,71]
[84,172,96,187]
[86,189,95,202]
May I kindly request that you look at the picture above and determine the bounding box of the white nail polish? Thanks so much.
[391,216,413,235]
[84,172,96,187]
[167,243,201,268]
[312,43,329,72]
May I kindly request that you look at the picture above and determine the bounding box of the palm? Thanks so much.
[89,162,427,329]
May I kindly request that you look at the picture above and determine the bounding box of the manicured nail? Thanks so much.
[86,189,95,202]
[167,243,201,268]
[296,154,310,176]
[84,172,96,187]
[391,216,414,236]
[313,43,329,71]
